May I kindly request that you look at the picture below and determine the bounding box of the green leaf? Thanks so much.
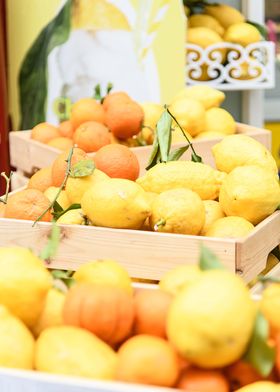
[157,110,172,162]
[70,160,95,178]
[53,203,81,221]
[168,145,190,161]
[276,205,280,210]
[191,152,203,163]
[199,245,225,271]
[94,84,102,101]
[53,97,72,122]
[51,269,76,288]
[244,312,276,377]
[146,134,160,170]
[39,223,61,263]
[247,20,268,40]
[106,82,113,95]
[53,201,63,214]
[19,0,71,129]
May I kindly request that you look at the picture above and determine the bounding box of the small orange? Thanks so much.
[31,122,60,144]
[4,189,51,222]
[58,120,75,138]
[177,367,230,391]
[73,121,111,153]
[27,167,53,192]
[47,137,73,151]
[116,334,179,387]
[105,101,144,140]
[103,91,131,111]
[51,147,87,187]
[70,98,105,128]
[274,333,280,378]
[133,289,172,338]
[94,144,140,181]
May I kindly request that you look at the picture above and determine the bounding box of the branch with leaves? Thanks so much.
[0,172,13,204]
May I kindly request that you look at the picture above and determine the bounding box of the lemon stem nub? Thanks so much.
[154,219,166,231]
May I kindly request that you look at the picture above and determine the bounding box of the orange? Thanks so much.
[47,137,73,151]
[0,204,5,217]
[94,144,140,181]
[27,167,53,192]
[4,189,51,222]
[116,334,179,387]
[73,121,111,153]
[58,120,75,138]
[133,289,172,338]
[103,91,131,111]
[31,122,60,144]
[70,98,105,128]
[51,147,87,187]
[105,101,144,140]
[274,333,280,378]
[177,367,230,391]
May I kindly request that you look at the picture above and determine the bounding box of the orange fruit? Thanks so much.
[0,204,5,217]
[105,101,144,140]
[133,289,172,338]
[4,189,51,222]
[27,167,53,192]
[70,98,105,128]
[177,367,230,391]
[274,333,280,378]
[94,144,140,181]
[31,122,60,144]
[51,147,87,187]
[117,335,179,387]
[103,92,131,111]
[47,137,73,151]
[58,120,75,138]
[73,121,111,153]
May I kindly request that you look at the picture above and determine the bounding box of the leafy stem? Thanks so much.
[154,218,166,231]
[0,171,13,204]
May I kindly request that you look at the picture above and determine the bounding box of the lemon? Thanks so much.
[212,134,278,176]
[236,382,280,392]
[65,169,109,204]
[205,107,236,135]
[205,4,245,29]
[187,27,226,63]
[73,259,133,295]
[44,186,71,210]
[137,161,225,200]
[159,265,202,296]
[260,283,280,334]
[171,125,193,143]
[35,326,117,379]
[171,86,225,110]
[188,14,225,36]
[224,22,262,47]
[141,102,164,145]
[0,305,34,369]
[169,97,206,137]
[0,247,52,328]
[150,188,205,235]
[205,216,254,238]
[219,165,280,225]
[200,200,225,235]
[195,131,226,140]
[57,208,86,225]
[167,270,256,368]
[81,178,151,229]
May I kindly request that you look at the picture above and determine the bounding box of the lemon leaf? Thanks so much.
[168,145,189,161]
[199,245,225,270]
[53,203,81,221]
[244,311,276,377]
[191,152,203,163]
[93,84,102,101]
[70,160,95,178]
[39,223,61,263]
[51,270,76,288]
[157,110,172,162]
[146,134,160,170]
[53,201,63,213]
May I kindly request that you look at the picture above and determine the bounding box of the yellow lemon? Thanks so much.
[167,270,256,368]
[205,216,254,238]
[205,107,236,135]
[205,4,245,29]
[137,161,224,200]
[159,265,202,296]
[81,178,151,229]
[56,208,86,225]
[195,131,226,140]
[212,134,278,176]
[224,22,262,47]
[32,288,66,338]
[150,188,205,235]
[171,125,193,143]
[236,382,280,392]
[200,200,225,235]
[169,97,206,137]
[140,102,164,145]
[0,247,52,328]
[188,14,224,36]
[65,169,109,204]
[0,305,35,370]
[44,186,71,210]
[35,326,117,379]
[260,282,280,334]
[73,259,133,295]
[187,27,226,63]
[171,86,225,110]
[219,165,280,225]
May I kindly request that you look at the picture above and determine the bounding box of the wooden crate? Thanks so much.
[9,123,272,177]
[0,210,279,283]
